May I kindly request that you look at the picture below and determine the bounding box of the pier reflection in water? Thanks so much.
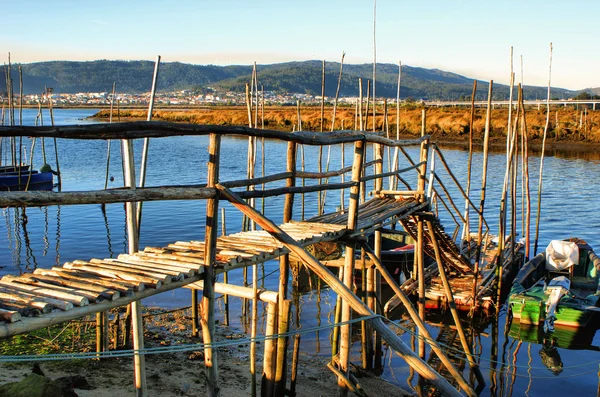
[1,108,600,396]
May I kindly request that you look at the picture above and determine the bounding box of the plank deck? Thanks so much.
[0,196,423,337]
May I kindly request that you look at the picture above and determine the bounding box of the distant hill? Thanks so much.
[0,59,578,101]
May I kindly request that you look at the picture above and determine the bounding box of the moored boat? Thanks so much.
[0,165,54,191]
[508,238,600,331]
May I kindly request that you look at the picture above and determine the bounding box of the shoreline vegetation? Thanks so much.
[92,105,600,155]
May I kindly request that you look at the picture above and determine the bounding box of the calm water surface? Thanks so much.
[1,109,599,396]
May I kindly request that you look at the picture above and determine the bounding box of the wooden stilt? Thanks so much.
[373,141,384,371]
[96,312,103,357]
[417,109,428,360]
[221,207,229,327]
[471,81,493,312]
[191,289,199,337]
[122,137,146,397]
[136,55,161,234]
[202,133,221,397]
[262,301,278,397]
[274,299,291,397]
[339,139,364,396]
[274,141,296,396]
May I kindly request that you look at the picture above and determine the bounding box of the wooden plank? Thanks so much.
[49,268,143,293]
[2,275,104,303]
[64,262,162,289]
[0,291,53,313]
[22,273,120,301]
[89,259,178,282]
[0,279,88,307]
[0,308,21,323]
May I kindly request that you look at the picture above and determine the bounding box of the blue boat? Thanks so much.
[0,166,54,191]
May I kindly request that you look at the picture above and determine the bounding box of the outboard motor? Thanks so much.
[544,276,570,333]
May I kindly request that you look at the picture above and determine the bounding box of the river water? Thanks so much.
[1,108,599,396]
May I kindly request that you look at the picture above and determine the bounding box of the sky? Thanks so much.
[3,0,599,90]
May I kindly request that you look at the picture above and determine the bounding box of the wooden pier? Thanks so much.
[0,120,508,397]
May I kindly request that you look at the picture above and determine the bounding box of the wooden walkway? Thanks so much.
[0,196,423,338]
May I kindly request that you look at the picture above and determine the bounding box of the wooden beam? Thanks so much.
[0,121,430,147]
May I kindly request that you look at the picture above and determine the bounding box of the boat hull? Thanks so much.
[0,171,53,191]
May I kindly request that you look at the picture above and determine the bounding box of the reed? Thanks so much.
[534,43,553,255]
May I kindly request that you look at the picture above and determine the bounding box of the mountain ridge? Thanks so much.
[0,60,579,101]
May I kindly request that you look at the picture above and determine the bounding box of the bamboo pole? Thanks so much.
[471,81,493,312]
[46,87,61,189]
[104,82,116,190]
[372,0,377,132]
[358,79,364,131]
[339,139,365,394]
[534,43,553,256]
[495,83,520,307]
[321,52,345,213]
[461,80,477,249]
[274,299,291,397]
[246,83,253,129]
[510,87,521,264]
[18,66,22,188]
[416,109,428,359]
[365,80,371,133]
[274,141,296,396]
[373,139,383,371]
[253,62,259,130]
[122,133,146,396]
[318,60,325,214]
[136,55,161,234]
[521,87,531,260]
[216,184,462,397]
[221,208,229,327]
[202,133,221,397]
[261,301,278,396]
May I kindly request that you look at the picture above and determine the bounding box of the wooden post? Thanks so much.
[216,184,463,397]
[416,108,428,360]
[274,141,296,396]
[471,81,493,310]
[221,208,230,327]
[274,300,291,397]
[534,43,553,256]
[203,133,221,397]
[262,301,278,397]
[122,137,146,397]
[136,55,161,234]
[373,140,384,371]
[461,80,477,248]
[96,312,103,357]
[339,139,365,396]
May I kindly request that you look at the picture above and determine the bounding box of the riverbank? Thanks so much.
[93,105,600,154]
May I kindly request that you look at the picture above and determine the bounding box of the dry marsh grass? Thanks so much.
[96,105,600,143]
